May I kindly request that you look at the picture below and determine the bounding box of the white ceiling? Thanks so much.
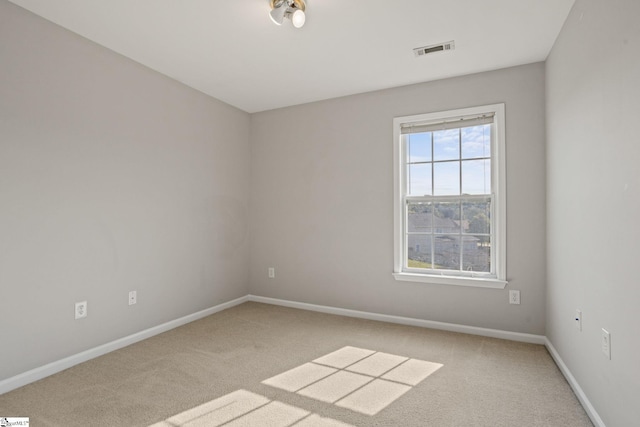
[8,0,575,113]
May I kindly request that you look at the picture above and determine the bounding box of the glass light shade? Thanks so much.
[269,3,287,25]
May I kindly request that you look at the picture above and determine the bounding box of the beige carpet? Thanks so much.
[0,302,593,426]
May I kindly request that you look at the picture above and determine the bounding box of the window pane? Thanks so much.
[433,201,460,233]
[407,201,433,232]
[461,159,491,195]
[433,129,459,161]
[434,161,459,195]
[461,124,491,159]
[408,163,432,196]
[407,235,432,269]
[461,235,491,272]
[462,199,491,235]
[407,132,432,163]
[434,235,459,270]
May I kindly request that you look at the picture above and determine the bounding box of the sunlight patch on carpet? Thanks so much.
[297,371,372,403]
[335,379,411,416]
[148,389,354,427]
[262,346,443,415]
[224,401,309,426]
[345,351,408,377]
[381,359,443,386]
[262,362,337,392]
[149,389,267,426]
[313,346,375,369]
[294,414,355,426]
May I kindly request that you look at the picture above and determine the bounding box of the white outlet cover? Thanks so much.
[601,328,611,359]
[75,301,87,319]
[509,290,520,305]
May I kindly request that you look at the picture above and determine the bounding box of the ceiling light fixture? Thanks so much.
[269,0,306,28]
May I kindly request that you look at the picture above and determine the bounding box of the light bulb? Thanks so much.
[291,9,305,28]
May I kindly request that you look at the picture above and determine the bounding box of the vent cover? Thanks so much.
[413,41,455,57]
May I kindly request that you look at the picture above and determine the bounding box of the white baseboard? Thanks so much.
[247,295,546,344]
[0,295,249,395]
[544,338,605,427]
[0,293,604,427]
[1,293,543,397]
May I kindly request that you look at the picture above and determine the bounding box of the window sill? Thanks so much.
[392,272,508,289]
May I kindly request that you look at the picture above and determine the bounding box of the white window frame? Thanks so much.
[393,103,507,289]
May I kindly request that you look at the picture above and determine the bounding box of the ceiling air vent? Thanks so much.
[413,41,455,57]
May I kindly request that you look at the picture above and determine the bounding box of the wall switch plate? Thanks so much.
[601,328,611,359]
[509,290,520,305]
[575,309,582,331]
[268,267,275,279]
[75,301,87,319]
[129,290,137,305]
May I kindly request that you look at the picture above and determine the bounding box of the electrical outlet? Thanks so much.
[75,301,87,319]
[575,309,582,331]
[509,290,520,305]
[268,267,275,278]
[129,290,137,306]
[601,328,611,359]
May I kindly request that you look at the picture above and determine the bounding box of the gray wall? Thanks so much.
[4,1,637,423]
[546,0,640,425]
[0,2,250,380]
[250,63,547,335]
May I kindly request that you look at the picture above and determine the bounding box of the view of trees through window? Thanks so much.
[404,123,492,274]
[407,199,491,272]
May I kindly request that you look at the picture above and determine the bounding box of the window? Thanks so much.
[393,104,507,288]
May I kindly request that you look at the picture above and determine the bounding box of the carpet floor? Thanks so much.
[0,302,593,426]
